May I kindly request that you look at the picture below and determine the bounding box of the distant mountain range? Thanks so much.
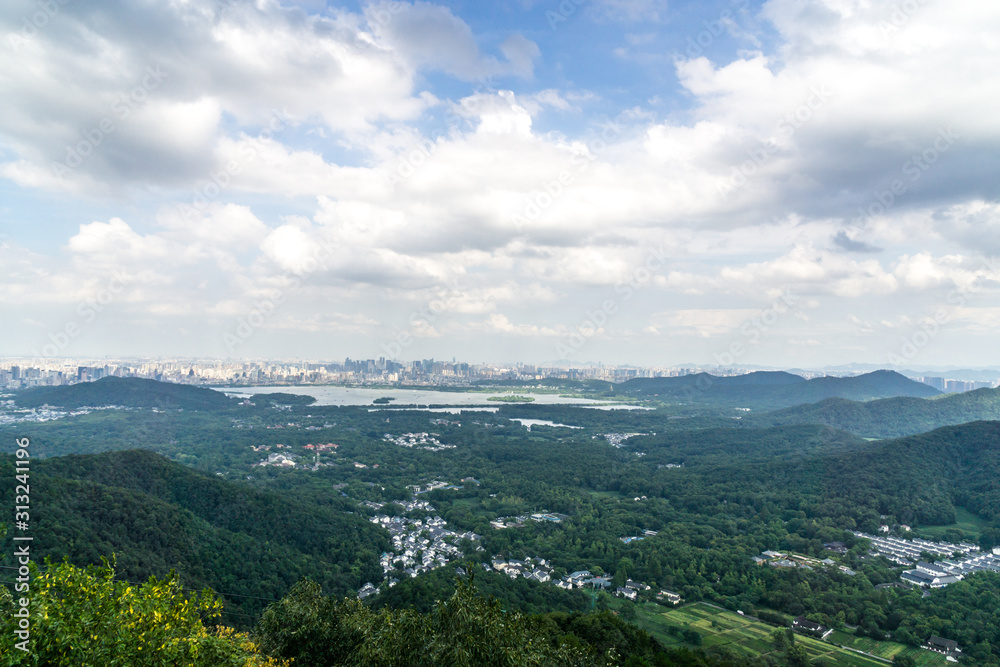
[821,364,1000,382]
[15,376,233,410]
[13,370,954,416]
[616,369,939,409]
[753,386,1000,438]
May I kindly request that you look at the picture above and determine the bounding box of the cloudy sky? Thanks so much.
[1,0,998,368]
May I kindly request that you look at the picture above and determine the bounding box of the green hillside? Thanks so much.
[0,449,388,622]
[647,420,1000,543]
[755,387,1000,438]
[627,424,868,466]
[5,391,1000,663]
[15,376,234,410]
[617,370,939,409]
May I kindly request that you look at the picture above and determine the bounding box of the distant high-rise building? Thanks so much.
[922,376,946,390]
[944,379,973,393]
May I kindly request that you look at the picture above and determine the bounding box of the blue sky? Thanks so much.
[0,0,998,368]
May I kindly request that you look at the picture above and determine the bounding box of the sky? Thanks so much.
[0,0,998,368]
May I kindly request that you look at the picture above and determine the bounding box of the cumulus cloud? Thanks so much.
[365,2,539,80]
[0,0,534,192]
[1,0,999,364]
[831,230,882,253]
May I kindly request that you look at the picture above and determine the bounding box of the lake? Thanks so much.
[217,385,649,409]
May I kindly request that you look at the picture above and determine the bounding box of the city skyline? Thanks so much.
[1,0,998,367]
[3,355,998,391]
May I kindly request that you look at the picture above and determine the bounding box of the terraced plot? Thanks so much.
[636,602,947,667]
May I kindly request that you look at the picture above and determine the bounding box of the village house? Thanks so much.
[792,616,833,640]
[925,635,961,657]
[900,561,963,588]
[614,586,637,600]
[658,590,682,605]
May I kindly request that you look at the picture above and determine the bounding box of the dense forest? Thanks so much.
[752,387,1000,438]
[3,377,1000,663]
[1,559,758,666]
[15,376,236,410]
[0,450,388,622]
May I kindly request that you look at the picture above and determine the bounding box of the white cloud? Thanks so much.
[471,313,563,337]
[0,0,455,191]
[365,2,539,80]
[650,309,760,337]
[2,0,999,365]
[67,218,169,261]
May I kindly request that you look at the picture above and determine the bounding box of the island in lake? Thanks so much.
[487,395,535,403]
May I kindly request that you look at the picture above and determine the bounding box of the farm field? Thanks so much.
[635,602,948,666]
[918,506,988,541]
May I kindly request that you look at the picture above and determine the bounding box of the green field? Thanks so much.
[918,506,988,541]
[634,602,947,667]
[825,631,941,665]
[587,489,627,499]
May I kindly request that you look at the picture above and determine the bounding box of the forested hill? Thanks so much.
[629,423,867,466]
[751,386,1000,438]
[15,376,234,410]
[836,420,1000,526]
[800,420,1000,532]
[647,420,1000,539]
[0,449,388,622]
[616,369,940,408]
